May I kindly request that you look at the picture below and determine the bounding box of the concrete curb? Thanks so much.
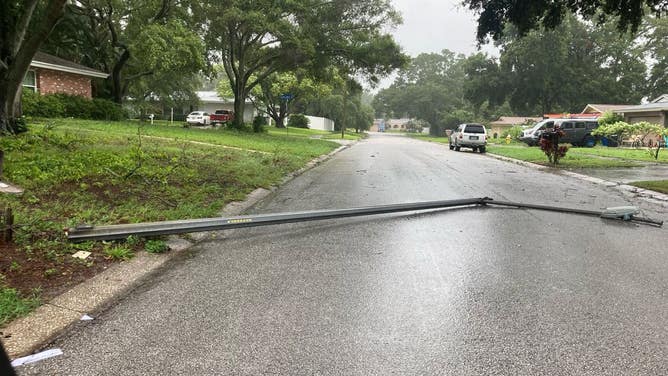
[0,142,353,359]
[485,152,668,205]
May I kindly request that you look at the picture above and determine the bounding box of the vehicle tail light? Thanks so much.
[459,134,463,139]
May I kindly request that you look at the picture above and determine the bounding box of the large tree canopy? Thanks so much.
[45,0,205,105]
[463,0,668,42]
[372,50,470,135]
[203,0,407,128]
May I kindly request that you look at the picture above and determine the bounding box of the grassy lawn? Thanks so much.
[266,126,365,140]
[410,133,667,166]
[629,180,668,194]
[36,118,337,160]
[0,119,339,326]
[407,134,638,167]
[567,146,668,163]
[486,145,641,168]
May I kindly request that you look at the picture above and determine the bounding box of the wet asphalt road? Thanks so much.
[21,133,668,375]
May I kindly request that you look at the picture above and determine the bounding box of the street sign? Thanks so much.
[280,93,294,100]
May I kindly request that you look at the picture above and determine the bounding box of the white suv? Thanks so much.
[449,123,487,153]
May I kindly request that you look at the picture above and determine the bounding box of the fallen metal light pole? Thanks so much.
[66,197,663,242]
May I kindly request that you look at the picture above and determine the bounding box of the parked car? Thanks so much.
[550,119,600,147]
[519,119,554,146]
[210,109,234,126]
[449,123,487,153]
[186,111,210,126]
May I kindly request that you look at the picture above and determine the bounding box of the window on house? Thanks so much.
[22,70,37,92]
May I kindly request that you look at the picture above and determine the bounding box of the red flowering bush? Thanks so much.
[539,127,569,165]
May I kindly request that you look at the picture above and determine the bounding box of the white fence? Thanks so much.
[304,115,335,131]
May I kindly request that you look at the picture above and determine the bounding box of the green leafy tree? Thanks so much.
[463,53,506,111]
[372,50,469,135]
[644,16,668,99]
[125,20,205,116]
[466,14,647,115]
[442,109,476,131]
[253,71,332,128]
[202,0,406,129]
[463,0,667,43]
[46,0,204,106]
[0,0,68,133]
[306,78,372,133]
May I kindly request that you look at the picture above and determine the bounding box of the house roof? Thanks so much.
[651,94,668,103]
[385,118,411,125]
[31,51,108,78]
[582,104,631,114]
[489,116,542,126]
[196,91,253,105]
[614,95,668,113]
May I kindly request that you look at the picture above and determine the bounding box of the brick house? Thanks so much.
[22,51,108,98]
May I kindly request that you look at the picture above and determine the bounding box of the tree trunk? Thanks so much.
[233,94,246,129]
[0,71,27,134]
[111,48,130,104]
[0,0,67,133]
[232,78,247,129]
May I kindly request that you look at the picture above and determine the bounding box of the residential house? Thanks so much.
[614,94,668,127]
[371,118,413,132]
[23,51,108,97]
[192,91,256,123]
[581,104,631,115]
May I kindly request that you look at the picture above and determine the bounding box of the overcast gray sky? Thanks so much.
[389,0,497,57]
[373,0,498,90]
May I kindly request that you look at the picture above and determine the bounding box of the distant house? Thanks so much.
[192,91,256,122]
[581,104,631,115]
[370,118,412,132]
[488,116,542,138]
[23,51,108,98]
[614,94,668,127]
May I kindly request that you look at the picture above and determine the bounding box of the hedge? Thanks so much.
[21,90,126,121]
[288,113,310,129]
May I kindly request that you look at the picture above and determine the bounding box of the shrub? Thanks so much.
[598,111,624,126]
[288,113,309,129]
[90,98,125,120]
[539,127,569,165]
[104,244,134,260]
[501,125,524,139]
[252,115,268,133]
[20,91,125,120]
[145,239,169,254]
[593,121,665,146]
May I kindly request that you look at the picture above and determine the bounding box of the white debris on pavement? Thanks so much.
[72,251,91,259]
[11,348,63,367]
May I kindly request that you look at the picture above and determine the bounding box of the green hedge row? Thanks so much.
[22,90,126,121]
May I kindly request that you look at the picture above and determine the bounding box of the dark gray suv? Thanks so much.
[551,119,600,147]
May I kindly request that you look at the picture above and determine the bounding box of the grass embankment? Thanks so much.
[0,119,339,326]
[629,180,668,194]
[265,126,366,140]
[485,145,642,168]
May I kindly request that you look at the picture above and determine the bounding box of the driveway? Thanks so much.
[21,133,668,375]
